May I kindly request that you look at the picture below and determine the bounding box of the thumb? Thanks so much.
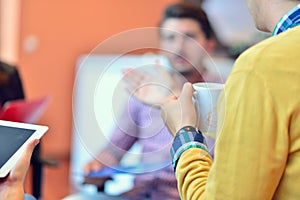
[178,82,197,128]
[179,82,194,102]
[22,139,39,163]
[10,139,39,182]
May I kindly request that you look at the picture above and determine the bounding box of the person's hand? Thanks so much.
[122,63,186,107]
[83,159,104,175]
[160,82,197,136]
[0,139,39,200]
[83,150,121,175]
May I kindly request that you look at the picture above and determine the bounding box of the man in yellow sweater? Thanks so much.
[160,0,300,199]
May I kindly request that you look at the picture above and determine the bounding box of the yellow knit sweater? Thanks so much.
[176,26,300,199]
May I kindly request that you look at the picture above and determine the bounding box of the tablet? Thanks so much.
[0,120,48,178]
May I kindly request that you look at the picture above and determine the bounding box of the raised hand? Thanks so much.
[122,62,186,107]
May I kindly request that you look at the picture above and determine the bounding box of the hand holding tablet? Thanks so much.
[0,120,48,178]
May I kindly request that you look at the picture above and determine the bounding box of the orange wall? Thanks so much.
[18,0,175,158]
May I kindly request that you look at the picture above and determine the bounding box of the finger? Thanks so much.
[122,67,134,74]
[83,163,93,174]
[10,139,39,182]
[123,68,147,87]
[91,162,102,172]
[122,70,157,96]
[179,82,194,103]
[122,78,141,94]
[123,66,149,79]
[83,160,101,174]
[122,69,142,84]
[179,82,198,127]
[123,82,144,101]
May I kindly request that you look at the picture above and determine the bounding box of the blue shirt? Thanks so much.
[272,4,300,36]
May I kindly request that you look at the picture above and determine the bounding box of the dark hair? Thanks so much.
[159,2,214,39]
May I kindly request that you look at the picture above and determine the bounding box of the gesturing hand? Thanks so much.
[122,62,186,107]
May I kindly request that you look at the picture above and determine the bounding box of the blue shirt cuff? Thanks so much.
[170,126,208,171]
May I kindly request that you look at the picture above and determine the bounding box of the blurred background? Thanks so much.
[0,0,268,199]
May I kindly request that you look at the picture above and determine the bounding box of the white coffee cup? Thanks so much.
[192,82,224,135]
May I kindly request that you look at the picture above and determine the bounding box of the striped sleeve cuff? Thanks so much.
[170,126,208,171]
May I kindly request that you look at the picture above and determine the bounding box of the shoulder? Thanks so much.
[231,26,300,74]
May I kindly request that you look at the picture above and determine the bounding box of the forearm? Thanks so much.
[171,126,212,200]
[176,148,212,200]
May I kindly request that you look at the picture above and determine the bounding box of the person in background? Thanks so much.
[0,61,49,200]
[84,2,224,199]
[0,61,25,107]
[160,0,300,199]
[0,139,38,200]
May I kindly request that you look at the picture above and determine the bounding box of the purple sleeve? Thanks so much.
[107,97,140,160]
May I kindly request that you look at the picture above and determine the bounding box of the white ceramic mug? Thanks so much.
[192,82,224,135]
